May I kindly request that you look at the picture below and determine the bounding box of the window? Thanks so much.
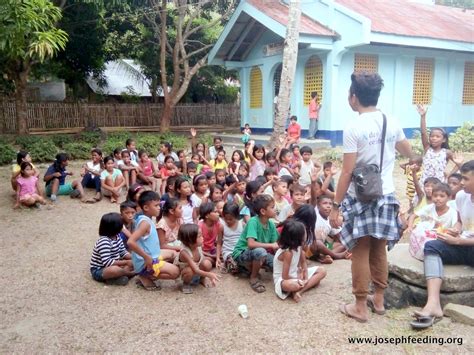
[303,56,323,105]
[412,58,434,105]
[462,61,474,105]
[354,53,378,73]
[249,67,262,108]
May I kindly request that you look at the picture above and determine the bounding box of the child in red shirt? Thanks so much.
[286,115,301,145]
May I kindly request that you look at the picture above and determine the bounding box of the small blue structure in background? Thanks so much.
[209,0,474,146]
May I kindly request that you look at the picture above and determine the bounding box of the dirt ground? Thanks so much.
[0,156,473,354]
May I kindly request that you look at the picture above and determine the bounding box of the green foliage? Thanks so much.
[449,122,474,152]
[156,133,188,151]
[15,135,43,150]
[323,148,343,163]
[27,139,57,163]
[136,134,161,157]
[62,142,93,160]
[0,0,68,63]
[120,86,142,103]
[77,131,102,146]
[0,142,16,165]
[101,139,123,157]
[198,133,213,148]
[51,134,73,148]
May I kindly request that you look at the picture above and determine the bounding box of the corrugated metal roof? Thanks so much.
[336,0,473,44]
[248,0,337,36]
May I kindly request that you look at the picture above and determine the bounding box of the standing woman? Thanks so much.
[329,72,413,323]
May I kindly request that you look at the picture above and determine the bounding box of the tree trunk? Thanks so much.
[14,71,29,135]
[269,0,301,150]
[160,98,174,132]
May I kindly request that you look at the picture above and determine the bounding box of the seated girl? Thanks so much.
[14,162,46,209]
[80,148,103,202]
[157,198,183,252]
[100,156,126,203]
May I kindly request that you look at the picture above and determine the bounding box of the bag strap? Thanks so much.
[380,113,387,171]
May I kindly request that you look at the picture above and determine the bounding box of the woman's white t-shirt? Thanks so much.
[343,111,405,196]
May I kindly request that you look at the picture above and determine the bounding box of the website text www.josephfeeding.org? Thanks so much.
[348,335,463,346]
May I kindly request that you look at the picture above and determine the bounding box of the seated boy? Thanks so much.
[128,191,179,290]
[317,161,337,199]
[232,194,279,293]
[447,173,462,208]
[277,184,306,222]
[44,153,85,202]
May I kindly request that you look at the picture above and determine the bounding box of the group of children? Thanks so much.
[13,103,468,302]
[86,128,350,302]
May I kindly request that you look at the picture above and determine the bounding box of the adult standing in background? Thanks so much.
[308,91,321,139]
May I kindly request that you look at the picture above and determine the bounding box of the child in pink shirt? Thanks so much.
[286,116,301,145]
[15,162,45,208]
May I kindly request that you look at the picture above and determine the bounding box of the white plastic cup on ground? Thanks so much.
[238,304,248,319]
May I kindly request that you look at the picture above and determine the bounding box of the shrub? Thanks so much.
[51,134,73,148]
[198,133,213,148]
[77,131,102,146]
[101,139,124,157]
[63,142,93,160]
[107,131,133,142]
[15,135,43,150]
[323,148,343,163]
[449,122,473,152]
[0,142,16,165]
[157,132,188,151]
[136,134,161,157]
[28,140,57,163]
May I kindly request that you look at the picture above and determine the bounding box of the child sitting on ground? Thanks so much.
[14,162,46,209]
[273,219,326,302]
[175,224,220,294]
[447,173,462,208]
[80,148,103,202]
[314,195,350,263]
[101,156,126,203]
[232,194,279,293]
[90,212,135,286]
[11,150,39,192]
[407,183,458,260]
[137,150,159,192]
[119,201,136,250]
[124,138,139,163]
[128,191,179,290]
[317,161,337,199]
[157,198,183,252]
[278,184,307,222]
[272,180,290,222]
[216,203,243,273]
[44,153,85,202]
[118,150,140,189]
[198,202,223,263]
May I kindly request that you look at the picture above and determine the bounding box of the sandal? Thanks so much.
[250,280,266,293]
[410,315,442,329]
[136,279,161,291]
[367,295,386,315]
[339,304,368,323]
[225,256,239,274]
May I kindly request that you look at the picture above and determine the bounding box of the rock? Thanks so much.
[385,275,474,309]
[387,244,474,292]
[444,303,474,326]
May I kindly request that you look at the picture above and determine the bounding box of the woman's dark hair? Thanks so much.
[178,223,199,247]
[232,149,245,162]
[252,144,266,160]
[103,156,114,166]
[53,153,69,171]
[199,201,215,220]
[161,142,172,153]
[244,180,263,216]
[159,197,180,219]
[292,204,316,246]
[99,212,124,237]
[349,72,384,107]
[127,183,144,202]
[278,219,306,251]
[430,128,450,149]
[16,150,29,165]
[223,202,240,219]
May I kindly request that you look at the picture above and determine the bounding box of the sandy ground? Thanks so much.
[0,157,473,354]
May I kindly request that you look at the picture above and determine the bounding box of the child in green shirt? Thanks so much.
[232,194,279,293]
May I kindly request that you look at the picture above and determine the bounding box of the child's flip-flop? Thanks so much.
[339,304,368,323]
[136,279,161,291]
[250,280,266,293]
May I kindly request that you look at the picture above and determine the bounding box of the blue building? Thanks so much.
[209,0,474,146]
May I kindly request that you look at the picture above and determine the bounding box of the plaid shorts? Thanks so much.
[340,193,402,251]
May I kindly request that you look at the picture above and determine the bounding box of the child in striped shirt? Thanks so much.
[90,212,135,285]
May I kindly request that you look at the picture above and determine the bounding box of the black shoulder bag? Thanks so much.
[351,113,387,203]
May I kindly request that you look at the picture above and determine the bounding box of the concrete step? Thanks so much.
[218,133,331,151]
